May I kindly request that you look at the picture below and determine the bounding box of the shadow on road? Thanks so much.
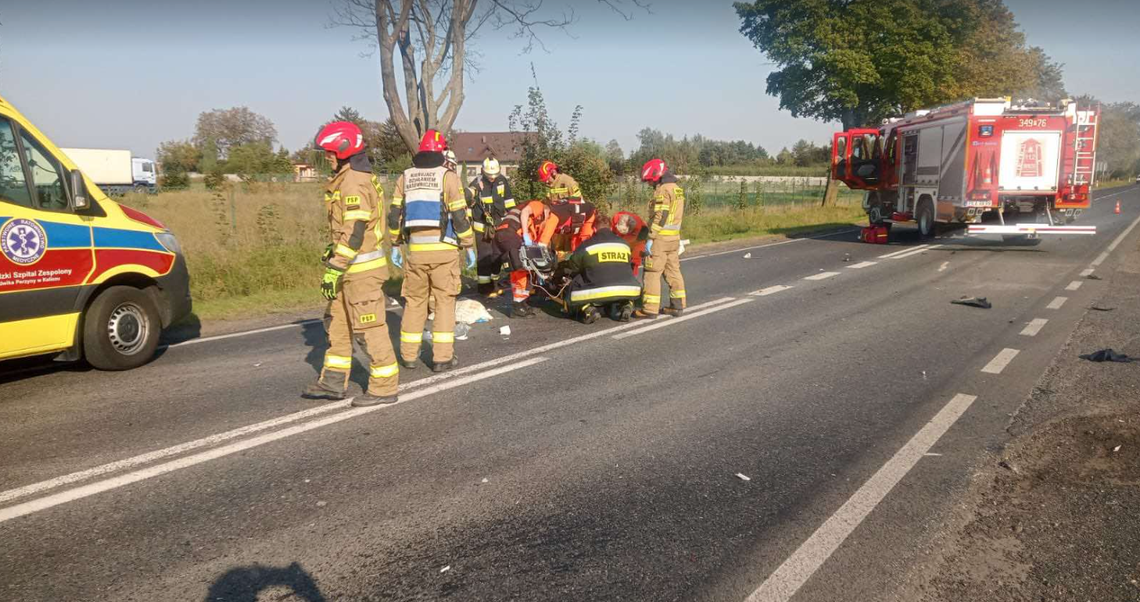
[302,307,411,392]
[205,562,326,602]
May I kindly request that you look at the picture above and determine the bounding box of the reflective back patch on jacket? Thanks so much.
[585,242,631,263]
[403,166,447,229]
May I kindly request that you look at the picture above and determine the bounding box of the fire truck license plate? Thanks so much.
[966,201,993,207]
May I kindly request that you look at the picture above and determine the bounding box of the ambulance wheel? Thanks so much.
[83,286,161,371]
[916,199,936,239]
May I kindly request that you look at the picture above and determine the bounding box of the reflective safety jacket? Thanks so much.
[389,152,474,262]
[648,172,684,240]
[548,199,597,246]
[558,229,642,305]
[545,172,582,203]
[467,174,516,235]
[325,157,388,277]
[511,200,560,245]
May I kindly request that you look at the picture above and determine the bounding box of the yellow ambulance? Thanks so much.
[0,94,191,370]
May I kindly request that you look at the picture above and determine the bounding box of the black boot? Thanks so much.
[610,302,633,322]
[302,372,347,400]
[432,355,460,373]
[399,356,419,370]
[579,305,601,324]
[351,392,399,407]
[512,302,535,318]
[662,305,685,317]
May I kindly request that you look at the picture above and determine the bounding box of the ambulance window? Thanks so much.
[19,131,69,212]
[0,119,33,208]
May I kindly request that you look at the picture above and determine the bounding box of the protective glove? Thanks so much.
[645,240,654,256]
[465,248,477,270]
[320,243,334,263]
[390,247,404,269]
[320,266,345,301]
[523,233,534,247]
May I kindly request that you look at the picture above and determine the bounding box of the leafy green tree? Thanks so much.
[605,139,626,176]
[156,139,202,174]
[193,107,277,159]
[734,0,1064,128]
[224,143,294,178]
[1081,98,1140,178]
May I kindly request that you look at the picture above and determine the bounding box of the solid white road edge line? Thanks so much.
[803,272,839,281]
[847,261,877,269]
[750,285,794,297]
[981,348,1020,375]
[169,320,323,348]
[1091,211,1140,267]
[680,228,861,263]
[1065,281,1083,291]
[744,393,979,602]
[1020,319,1048,337]
[879,245,928,259]
[1046,296,1068,310]
[0,357,550,524]
[613,298,755,340]
[0,296,736,506]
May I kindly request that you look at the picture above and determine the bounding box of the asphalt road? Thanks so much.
[2,185,1138,602]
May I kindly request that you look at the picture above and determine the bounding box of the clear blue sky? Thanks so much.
[1,0,1137,160]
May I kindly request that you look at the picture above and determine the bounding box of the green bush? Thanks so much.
[204,169,226,191]
[159,171,190,190]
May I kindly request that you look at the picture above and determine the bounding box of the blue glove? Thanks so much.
[465,248,476,269]
[646,240,654,255]
[390,247,403,269]
[523,233,534,247]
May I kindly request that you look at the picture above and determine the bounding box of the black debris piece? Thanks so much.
[1087,274,1103,280]
[1090,306,1116,312]
[951,296,992,309]
[1079,349,1134,363]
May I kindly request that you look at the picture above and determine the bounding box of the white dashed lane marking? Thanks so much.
[1065,281,1083,291]
[751,285,794,297]
[1080,268,1095,278]
[981,348,1020,374]
[846,261,877,269]
[803,272,839,281]
[1019,319,1048,337]
[1047,296,1068,310]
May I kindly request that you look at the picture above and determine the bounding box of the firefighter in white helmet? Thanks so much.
[466,157,517,296]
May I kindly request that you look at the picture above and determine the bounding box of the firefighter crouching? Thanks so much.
[634,159,687,318]
[303,121,399,407]
[468,157,516,296]
[389,130,477,372]
[552,215,640,324]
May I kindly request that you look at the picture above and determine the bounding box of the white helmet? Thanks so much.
[443,150,457,170]
[482,157,501,177]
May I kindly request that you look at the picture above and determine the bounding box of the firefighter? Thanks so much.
[303,121,399,407]
[553,215,641,324]
[467,157,516,296]
[612,211,649,275]
[537,160,582,204]
[547,198,598,255]
[388,130,477,372]
[633,159,687,318]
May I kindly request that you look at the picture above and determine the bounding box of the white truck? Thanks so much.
[60,148,157,195]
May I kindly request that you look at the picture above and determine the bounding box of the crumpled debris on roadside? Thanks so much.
[1090,305,1115,312]
[1087,274,1103,280]
[455,298,493,324]
[1079,349,1134,363]
[951,296,992,309]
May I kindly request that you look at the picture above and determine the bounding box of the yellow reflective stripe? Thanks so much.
[369,362,399,379]
[400,331,423,343]
[670,290,686,299]
[653,203,669,211]
[477,275,493,284]
[409,242,459,252]
[335,244,358,259]
[324,354,352,370]
[642,293,661,303]
[472,222,486,232]
[344,209,372,222]
[448,200,467,211]
[390,197,404,206]
[504,199,517,209]
[480,197,494,204]
[650,224,664,231]
[345,257,388,274]
[585,242,630,255]
[569,285,642,302]
[432,332,455,344]
[455,227,474,239]
[388,228,402,237]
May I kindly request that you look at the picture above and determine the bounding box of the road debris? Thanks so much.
[1079,349,1134,363]
[735,473,751,481]
[1087,274,1103,280]
[743,253,752,259]
[316,501,328,507]
[499,325,511,338]
[843,253,851,262]
[455,298,493,324]
[1113,445,1122,453]
[481,477,489,483]
[455,323,470,341]
[951,296,992,309]
[440,565,450,573]
[1090,305,1115,312]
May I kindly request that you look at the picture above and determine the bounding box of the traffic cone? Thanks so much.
[1115,200,1122,215]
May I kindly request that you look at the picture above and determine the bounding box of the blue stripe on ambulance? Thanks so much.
[0,217,91,249]
[92,227,166,252]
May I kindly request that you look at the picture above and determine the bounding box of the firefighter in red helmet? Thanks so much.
[633,158,687,318]
[303,121,399,406]
[388,129,476,372]
[538,160,582,204]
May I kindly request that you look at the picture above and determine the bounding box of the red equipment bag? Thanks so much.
[860,225,890,244]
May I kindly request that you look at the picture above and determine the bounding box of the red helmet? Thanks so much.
[641,158,667,183]
[538,160,558,183]
[418,129,448,153]
[315,121,364,160]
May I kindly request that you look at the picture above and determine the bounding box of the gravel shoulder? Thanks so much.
[894,230,1140,601]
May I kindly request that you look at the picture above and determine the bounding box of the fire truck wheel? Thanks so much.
[916,198,936,239]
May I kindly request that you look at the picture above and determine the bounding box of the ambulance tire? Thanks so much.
[83,286,161,371]
[916,198,936,239]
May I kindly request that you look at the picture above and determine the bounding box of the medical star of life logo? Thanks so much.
[1,218,48,265]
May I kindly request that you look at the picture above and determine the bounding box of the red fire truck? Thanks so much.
[831,98,1099,241]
